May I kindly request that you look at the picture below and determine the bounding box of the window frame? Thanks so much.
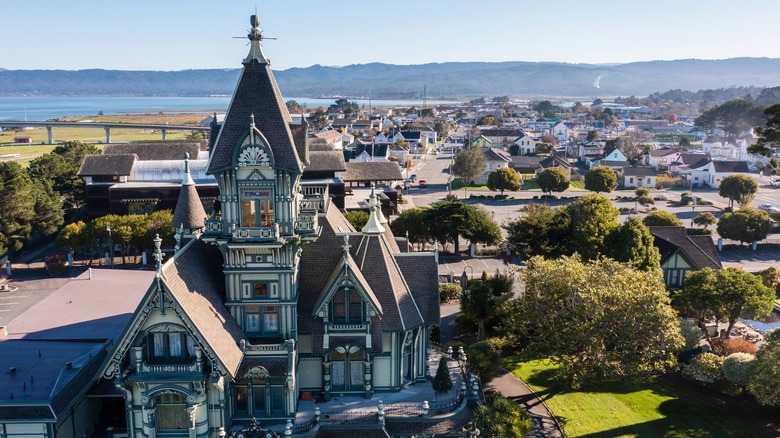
[244,305,280,337]
[147,332,195,364]
[330,288,363,324]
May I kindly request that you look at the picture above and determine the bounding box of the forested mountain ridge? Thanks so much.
[2,58,780,97]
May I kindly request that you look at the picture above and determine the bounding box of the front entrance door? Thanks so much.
[331,346,364,391]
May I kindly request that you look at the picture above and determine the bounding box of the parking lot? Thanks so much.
[719,249,780,271]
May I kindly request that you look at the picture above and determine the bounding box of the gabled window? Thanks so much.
[147,332,196,364]
[330,289,363,324]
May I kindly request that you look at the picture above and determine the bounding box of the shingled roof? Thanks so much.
[207,34,303,175]
[395,253,440,325]
[649,226,722,270]
[306,151,346,172]
[172,156,207,231]
[341,161,403,182]
[162,239,245,377]
[78,154,136,176]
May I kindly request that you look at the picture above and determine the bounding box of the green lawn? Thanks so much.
[503,357,768,438]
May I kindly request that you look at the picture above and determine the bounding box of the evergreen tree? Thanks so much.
[432,357,453,393]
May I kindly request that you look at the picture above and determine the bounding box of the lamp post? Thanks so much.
[106,223,113,266]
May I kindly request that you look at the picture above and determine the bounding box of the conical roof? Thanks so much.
[172,153,207,231]
[207,15,302,175]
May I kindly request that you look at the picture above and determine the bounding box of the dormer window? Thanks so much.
[331,288,363,324]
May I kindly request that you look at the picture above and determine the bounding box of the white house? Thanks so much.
[623,167,658,188]
[685,159,750,188]
[513,134,537,155]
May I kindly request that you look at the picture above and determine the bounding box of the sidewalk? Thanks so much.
[486,368,565,438]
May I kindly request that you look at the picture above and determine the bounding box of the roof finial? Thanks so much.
[250,113,255,128]
[182,152,195,186]
[342,234,351,265]
[361,183,386,235]
[244,13,269,65]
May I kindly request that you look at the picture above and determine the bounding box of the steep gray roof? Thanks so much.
[78,154,136,176]
[649,227,722,270]
[623,167,658,177]
[172,184,207,230]
[483,148,511,162]
[712,161,749,173]
[395,253,440,325]
[207,61,303,174]
[162,239,245,377]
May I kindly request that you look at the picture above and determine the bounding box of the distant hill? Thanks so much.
[2,58,780,98]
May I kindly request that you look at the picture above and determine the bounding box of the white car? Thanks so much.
[758,203,780,213]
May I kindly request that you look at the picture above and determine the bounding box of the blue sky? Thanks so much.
[4,0,780,71]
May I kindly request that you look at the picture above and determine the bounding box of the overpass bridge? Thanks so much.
[0,120,211,144]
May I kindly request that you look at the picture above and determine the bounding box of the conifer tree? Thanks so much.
[432,357,453,394]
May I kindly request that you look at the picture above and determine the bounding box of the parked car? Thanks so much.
[770,177,780,188]
[418,179,428,188]
[758,203,780,213]
[410,174,417,181]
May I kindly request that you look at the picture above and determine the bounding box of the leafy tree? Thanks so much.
[717,208,772,245]
[521,255,683,387]
[451,144,486,197]
[328,98,359,114]
[432,357,453,393]
[567,194,619,261]
[0,162,35,253]
[586,130,600,141]
[425,200,478,254]
[592,98,604,106]
[478,114,498,125]
[462,206,502,248]
[504,203,571,259]
[722,353,756,387]
[674,267,775,338]
[694,99,763,137]
[285,100,304,113]
[473,392,532,438]
[604,216,661,272]
[693,212,717,230]
[343,210,369,230]
[466,341,500,380]
[536,167,570,197]
[584,166,618,193]
[679,137,692,148]
[434,121,451,140]
[750,103,780,156]
[718,174,758,208]
[28,141,99,209]
[486,168,520,194]
[460,280,511,340]
[756,266,780,296]
[535,142,554,155]
[389,208,431,250]
[30,180,64,236]
[643,210,683,227]
[306,108,328,131]
[439,283,462,303]
[747,330,780,407]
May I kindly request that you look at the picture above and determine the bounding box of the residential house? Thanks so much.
[479,128,525,148]
[314,130,349,149]
[511,133,537,155]
[477,148,511,184]
[577,140,605,163]
[622,167,658,188]
[508,156,543,174]
[539,155,574,177]
[469,135,492,149]
[588,145,629,170]
[685,159,750,188]
[649,227,722,289]
[645,148,681,170]
[400,131,429,151]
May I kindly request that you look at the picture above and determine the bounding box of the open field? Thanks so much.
[503,357,772,437]
[0,112,210,151]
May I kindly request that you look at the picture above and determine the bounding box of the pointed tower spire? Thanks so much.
[370,186,389,225]
[244,13,269,65]
[361,184,386,235]
[172,152,207,233]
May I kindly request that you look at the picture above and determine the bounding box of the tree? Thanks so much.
[750,104,780,156]
[586,130,600,141]
[673,267,775,338]
[566,194,619,261]
[434,121,451,140]
[432,357,453,394]
[747,329,780,407]
[718,174,758,208]
[486,168,520,194]
[521,256,683,387]
[717,208,772,245]
[473,392,532,438]
[306,108,328,131]
[30,180,64,236]
[462,206,502,249]
[503,203,571,260]
[756,266,780,296]
[604,216,661,272]
[343,210,369,230]
[460,278,512,340]
[584,166,617,193]
[425,200,482,254]
[535,142,554,155]
[285,100,304,113]
[693,212,717,230]
[389,208,431,250]
[28,141,99,209]
[478,114,498,125]
[0,162,36,254]
[536,167,569,197]
[694,99,763,137]
[328,98,359,115]
[451,144,486,197]
[642,210,683,227]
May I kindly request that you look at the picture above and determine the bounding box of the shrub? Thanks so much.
[710,337,758,356]
[682,352,724,384]
[439,283,462,303]
[722,352,756,387]
[680,319,703,351]
[473,391,532,437]
[484,336,511,354]
[466,341,500,382]
[432,357,453,393]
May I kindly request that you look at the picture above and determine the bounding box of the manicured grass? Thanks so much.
[503,357,768,438]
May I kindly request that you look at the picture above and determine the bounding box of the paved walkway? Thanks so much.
[438,298,565,437]
[486,368,564,438]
